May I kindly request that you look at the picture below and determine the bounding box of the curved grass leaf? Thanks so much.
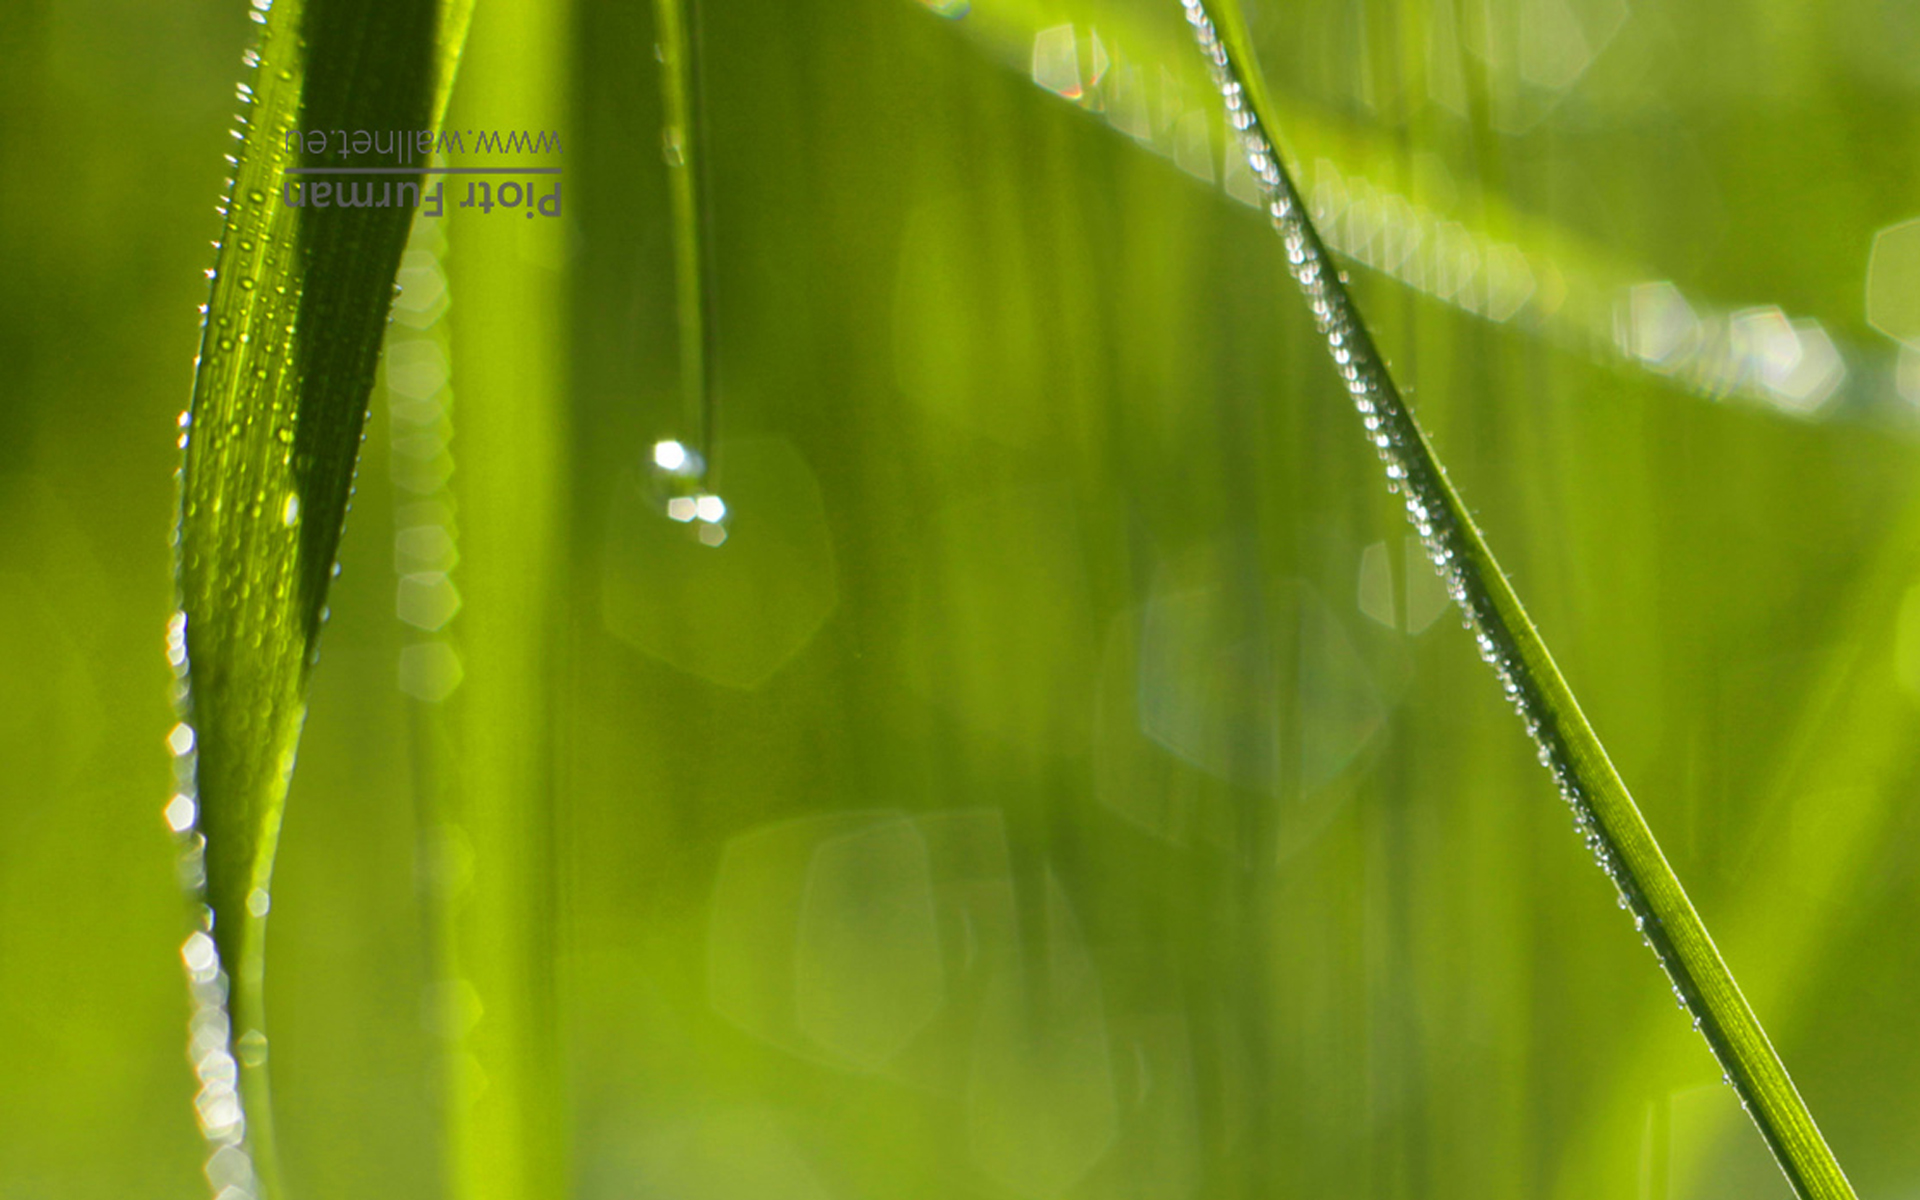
[1175,1,1858,1197]
[175,0,473,1191]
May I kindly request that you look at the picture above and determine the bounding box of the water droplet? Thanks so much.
[236,1029,269,1067]
[166,611,189,671]
[652,439,694,473]
[181,930,219,979]
[164,792,197,833]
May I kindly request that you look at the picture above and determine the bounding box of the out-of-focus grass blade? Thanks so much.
[1175,1,1859,1198]
[432,1,570,1195]
[174,0,472,1191]
[907,0,1884,427]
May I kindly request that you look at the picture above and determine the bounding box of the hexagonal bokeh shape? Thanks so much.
[601,435,837,690]
[1868,217,1920,347]
[1463,0,1631,131]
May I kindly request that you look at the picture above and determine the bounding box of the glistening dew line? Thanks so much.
[1175,1,1858,1197]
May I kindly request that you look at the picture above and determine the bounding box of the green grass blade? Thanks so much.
[1176,2,1857,1197]
[174,0,473,1192]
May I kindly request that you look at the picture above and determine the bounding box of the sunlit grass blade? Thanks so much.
[1175,1,1857,1197]
[173,0,473,1192]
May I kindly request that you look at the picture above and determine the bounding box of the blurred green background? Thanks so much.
[4,0,1920,1196]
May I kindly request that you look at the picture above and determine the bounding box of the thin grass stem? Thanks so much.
[654,0,718,462]
[1176,2,1858,1196]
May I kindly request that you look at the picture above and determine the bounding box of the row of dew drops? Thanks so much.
[164,617,267,1200]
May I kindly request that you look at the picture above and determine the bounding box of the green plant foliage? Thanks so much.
[1180,1,1857,1195]
[174,0,473,1188]
[10,0,1920,1196]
